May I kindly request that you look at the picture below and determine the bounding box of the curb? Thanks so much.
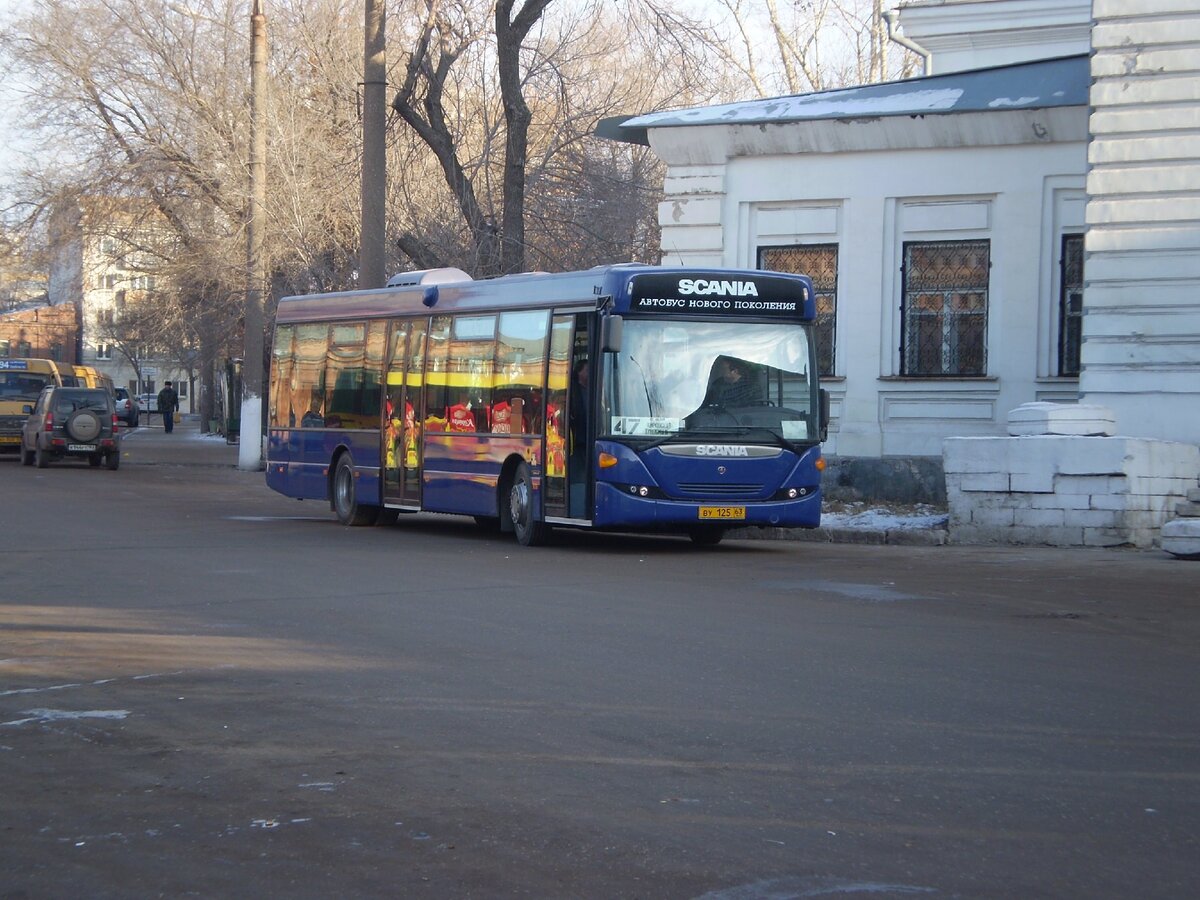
[729,526,949,546]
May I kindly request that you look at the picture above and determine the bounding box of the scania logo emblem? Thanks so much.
[718,466,727,475]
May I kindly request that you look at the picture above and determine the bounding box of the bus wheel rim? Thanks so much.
[510,477,528,528]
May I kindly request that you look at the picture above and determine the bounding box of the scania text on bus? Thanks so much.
[265,265,829,546]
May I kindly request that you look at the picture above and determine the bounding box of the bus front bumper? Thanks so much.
[593,481,821,530]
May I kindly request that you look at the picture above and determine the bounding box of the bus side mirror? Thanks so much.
[600,315,623,353]
[22,404,33,415]
[818,388,830,442]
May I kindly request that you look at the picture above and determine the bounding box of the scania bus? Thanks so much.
[0,358,76,452]
[266,264,828,546]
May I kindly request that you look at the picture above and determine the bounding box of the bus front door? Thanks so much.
[543,313,591,520]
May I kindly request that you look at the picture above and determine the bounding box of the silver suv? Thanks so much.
[113,386,139,427]
[21,387,121,469]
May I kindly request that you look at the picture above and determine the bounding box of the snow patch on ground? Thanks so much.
[822,502,948,531]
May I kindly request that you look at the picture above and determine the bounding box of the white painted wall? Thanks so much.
[1082,0,1200,446]
[897,0,1092,75]
[653,126,1087,458]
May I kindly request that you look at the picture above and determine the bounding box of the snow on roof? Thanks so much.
[600,55,1088,145]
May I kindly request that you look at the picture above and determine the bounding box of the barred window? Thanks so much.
[759,244,837,376]
[901,240,989,377]
[1059,234,1084,377]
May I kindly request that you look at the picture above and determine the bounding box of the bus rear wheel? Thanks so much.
[506,461,548,547]
[332,455,378,526]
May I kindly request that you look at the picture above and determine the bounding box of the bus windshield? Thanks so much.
[0,370,55,401]
[603,319,818,445]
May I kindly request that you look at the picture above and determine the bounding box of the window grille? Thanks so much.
[1058,234,1084,377]
[759,244,837,376]
[901,240,989,376]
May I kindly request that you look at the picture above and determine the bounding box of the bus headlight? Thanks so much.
[772,485,817,501]
[614,483,667,500]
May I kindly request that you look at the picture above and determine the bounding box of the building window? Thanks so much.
[0,340,9,357]
[901,240,989,377]
[97,344,113,360]
[758,244,837,377]
[1059,234,1084,377]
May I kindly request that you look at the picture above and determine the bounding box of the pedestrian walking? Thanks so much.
[157,381,180,433]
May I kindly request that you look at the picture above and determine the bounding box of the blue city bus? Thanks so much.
[266,264,828,546]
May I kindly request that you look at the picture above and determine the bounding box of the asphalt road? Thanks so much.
[1,433,1198,898]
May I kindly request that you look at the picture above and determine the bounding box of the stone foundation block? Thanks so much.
[944,435,1200,548]
[958,472,1009,492]
[1007,402,1117,437]
[1162,519,1200,559]
[1010,471,1055,493]
[1015,507,1066,527]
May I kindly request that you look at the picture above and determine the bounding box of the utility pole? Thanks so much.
[361,0,387,288]
[239,0,267,470]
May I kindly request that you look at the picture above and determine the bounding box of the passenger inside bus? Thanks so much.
[704,356,762,407]
[568,357,589,514]
[300,394,325,427]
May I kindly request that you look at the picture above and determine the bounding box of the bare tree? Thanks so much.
[696,0,915,99]
[387,0,716,276]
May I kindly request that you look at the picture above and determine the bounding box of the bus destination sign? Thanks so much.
[627,273,809,318]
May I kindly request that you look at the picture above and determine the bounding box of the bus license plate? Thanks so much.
[0,435,19,444]
[698,506,746,520]
[68,444,97,452]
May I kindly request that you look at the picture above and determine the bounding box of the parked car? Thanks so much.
[113,386,139,427]
[21,386,121,469]
[137,393,158,414]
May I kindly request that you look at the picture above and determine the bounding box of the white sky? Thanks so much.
[0,0,37,188]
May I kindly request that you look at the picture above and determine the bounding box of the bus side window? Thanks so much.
[495,310,549,436]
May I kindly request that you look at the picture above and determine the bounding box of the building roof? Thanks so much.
[597,54,1088,146]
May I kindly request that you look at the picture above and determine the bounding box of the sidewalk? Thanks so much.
[118,414,241,468]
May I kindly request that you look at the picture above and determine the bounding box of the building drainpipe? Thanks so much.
[882,9,932,76]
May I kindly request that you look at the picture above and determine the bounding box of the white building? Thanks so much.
[48,201,194,413]
[1083,0,1200,446]
[602,0,1199,509]
[601,1,1093,498]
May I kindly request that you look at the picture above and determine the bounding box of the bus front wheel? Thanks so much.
[506,462,548,547]
[333,455,378,526]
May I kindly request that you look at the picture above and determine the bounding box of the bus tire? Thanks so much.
[332,455,377,526]
[688,527,725,546]
[506,461,548,547]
